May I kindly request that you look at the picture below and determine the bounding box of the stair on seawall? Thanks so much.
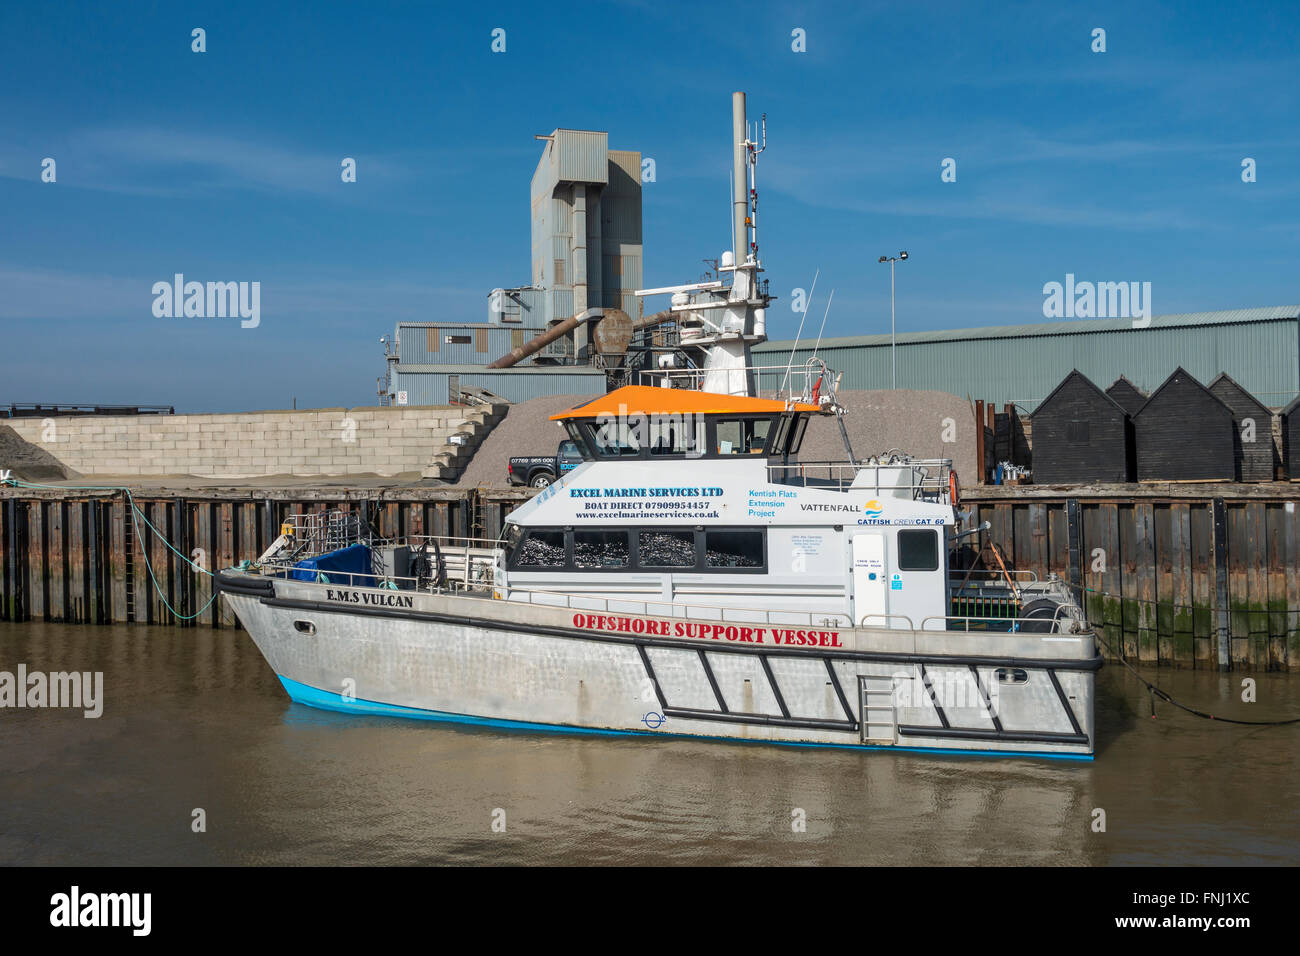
[420,403,510,482]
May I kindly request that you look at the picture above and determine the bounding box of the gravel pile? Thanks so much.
[0,425,80,481]
[454,394,591,488]
[454,389,976,488]
[801,389,978,480]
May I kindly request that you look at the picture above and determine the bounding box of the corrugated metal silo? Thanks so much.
[1133,367,1235,481]
[1030,370,1132,483]
[1208,372,1275,482]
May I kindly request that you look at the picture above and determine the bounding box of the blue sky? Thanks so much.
[2,0,1297,412]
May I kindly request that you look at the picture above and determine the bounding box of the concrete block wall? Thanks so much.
[3,406,498,478]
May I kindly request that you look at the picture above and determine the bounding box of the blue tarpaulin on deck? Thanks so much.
[290,544,374,585]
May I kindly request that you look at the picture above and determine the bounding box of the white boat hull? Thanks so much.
[218,573,1099,760]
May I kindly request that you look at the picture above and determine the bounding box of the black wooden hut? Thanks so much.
[1030,370,1132,483]
[1207,372,1275,482]
[1133,368,1235,481]
[1282,395,1300,480]
[1105,376,1148,417]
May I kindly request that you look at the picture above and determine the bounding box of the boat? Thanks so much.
[216,92,1101,759]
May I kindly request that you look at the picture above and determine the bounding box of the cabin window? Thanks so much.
[996,668,1029,684]
[563,423,592,459]
[591,415,645,457]
[772,415,809,457]
[897,529,939,571]
[507,526,767,573]
[786,416,808,454]
[704,530,764,568]
[713,417,775,455]
[648,413,706,457]
[513,530,567,568]
[573,530,629,569]
[637,530,697,567]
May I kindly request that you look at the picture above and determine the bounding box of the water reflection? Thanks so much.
[1,621,1295,865]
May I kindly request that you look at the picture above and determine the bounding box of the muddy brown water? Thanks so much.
[1,621,1296,865]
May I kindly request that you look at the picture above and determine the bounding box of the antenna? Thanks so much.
[780,268,819,395]
[728,164,735,264]
[810,289,835,362]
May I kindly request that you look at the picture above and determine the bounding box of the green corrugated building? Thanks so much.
[753,306,1300,411]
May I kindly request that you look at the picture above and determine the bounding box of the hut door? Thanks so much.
[852,534,888,627]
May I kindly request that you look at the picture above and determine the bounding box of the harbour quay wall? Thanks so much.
[4,481,1299,672]
[3,406,498,479]
[0,485,528,629]
[964,483,1300,672]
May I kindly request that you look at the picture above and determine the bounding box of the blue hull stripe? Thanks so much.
[276,675,1093,761]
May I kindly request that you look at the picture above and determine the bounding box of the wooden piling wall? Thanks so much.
[0,487,527,629]
[4,483,1298,670]
[966,487,1300,671]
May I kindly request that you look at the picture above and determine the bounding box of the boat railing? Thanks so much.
[500,586,854,629]
[274,510,372,557]
[259,530,501,587]
[241,562,1088,636]
[922,602,1083,634]
[949,569,1040,584]
[256,563,490,594]
[858,613,917,629]
[769,457,953,497]
[651,357,840,407]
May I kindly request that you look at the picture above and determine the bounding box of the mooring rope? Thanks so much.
[1,476,219,621]
[1057,580,1300,726]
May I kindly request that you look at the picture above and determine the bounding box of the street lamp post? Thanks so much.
[878,251,908,389]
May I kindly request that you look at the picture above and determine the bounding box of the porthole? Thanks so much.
[996,667,1028,684]
[293,620,316,635]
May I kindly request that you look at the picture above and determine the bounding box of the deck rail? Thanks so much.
[921,602,1084,634]
[498,586,854,629]
[948,568,1040,585]
[769,457,953,496]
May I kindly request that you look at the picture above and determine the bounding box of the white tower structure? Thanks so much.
[635,91,773,397]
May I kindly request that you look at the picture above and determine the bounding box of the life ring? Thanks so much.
[949,471,961,507]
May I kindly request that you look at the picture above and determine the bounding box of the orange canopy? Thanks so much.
[550,385,823,421]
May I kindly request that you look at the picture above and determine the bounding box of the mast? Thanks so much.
[634,91,773,398]
[697,91,771,397]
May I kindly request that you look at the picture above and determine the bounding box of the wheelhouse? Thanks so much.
[550,386,820,463]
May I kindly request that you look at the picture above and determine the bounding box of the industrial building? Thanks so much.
[754,306,1300,411]
[381,128,641,407]
[372,119,1297,433]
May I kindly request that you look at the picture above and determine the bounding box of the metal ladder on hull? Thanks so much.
[859,675,897,744]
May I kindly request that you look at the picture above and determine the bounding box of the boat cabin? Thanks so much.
[495,386,962,632]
